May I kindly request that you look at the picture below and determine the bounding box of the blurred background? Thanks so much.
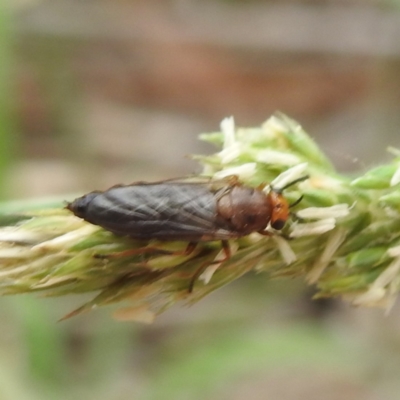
[1,0,400,399]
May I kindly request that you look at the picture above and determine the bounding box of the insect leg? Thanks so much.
[94,246,172,259]
[257,229,292,241]
[94,242,198,259]
[174,242,197,256]
[188,240,231,293]
[257,230,272,237]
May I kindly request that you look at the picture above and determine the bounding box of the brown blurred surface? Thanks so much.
[12,0,400,198]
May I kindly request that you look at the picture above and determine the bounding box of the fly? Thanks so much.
[66,176,307,290]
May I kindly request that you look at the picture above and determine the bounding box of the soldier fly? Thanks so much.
[67,176,307,290]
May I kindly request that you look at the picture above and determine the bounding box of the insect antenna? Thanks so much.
[273,176,308,222]
[288,195,306,222]
[289,195,303,209]
[272,175,309,194]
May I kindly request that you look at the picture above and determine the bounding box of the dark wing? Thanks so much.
[84,182,232,240]
[116,175,239,190]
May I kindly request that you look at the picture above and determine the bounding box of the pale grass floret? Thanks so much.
[199,264,221,285]
[289,218,336,238]
[199,242,239,285]
[269,163,308,191]
[261,115,288,138]
[350,288,387,308]
[271,235,297,265]
[388,245,400,258]
[0,263,31,279]
[307,228,347,284]
[218,116,241,164]
[390,164,400,187]
[0,228,45,244]
[214,163,257,180]
[313,175,344,191]
[353,256,400,310]
[290,203,350,238]
[256,150,301,167]
[0,246,34,259]
[218,144,241,165]
[383,207,400,219]
[220,116,236,149]
[32,224,100,251]
[0,253,66,280]
[296,204,350,220]
[380,253,400,302]
[352,247,400,311]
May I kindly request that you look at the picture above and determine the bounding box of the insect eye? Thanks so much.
[271,219,285,230]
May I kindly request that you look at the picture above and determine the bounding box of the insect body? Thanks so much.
[67,177,306,291]
[67,178,296,241]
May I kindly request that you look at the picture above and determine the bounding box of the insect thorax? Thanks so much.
[216,186,271,235]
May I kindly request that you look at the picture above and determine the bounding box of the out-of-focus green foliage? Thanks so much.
[0,2,17,200]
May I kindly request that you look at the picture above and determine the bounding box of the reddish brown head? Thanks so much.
[267,190,290,230]
[268,175,308,230]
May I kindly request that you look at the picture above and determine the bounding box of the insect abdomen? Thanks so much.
[74,183,233,241]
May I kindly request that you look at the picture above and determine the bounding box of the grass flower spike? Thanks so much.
[0,113,399,321]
